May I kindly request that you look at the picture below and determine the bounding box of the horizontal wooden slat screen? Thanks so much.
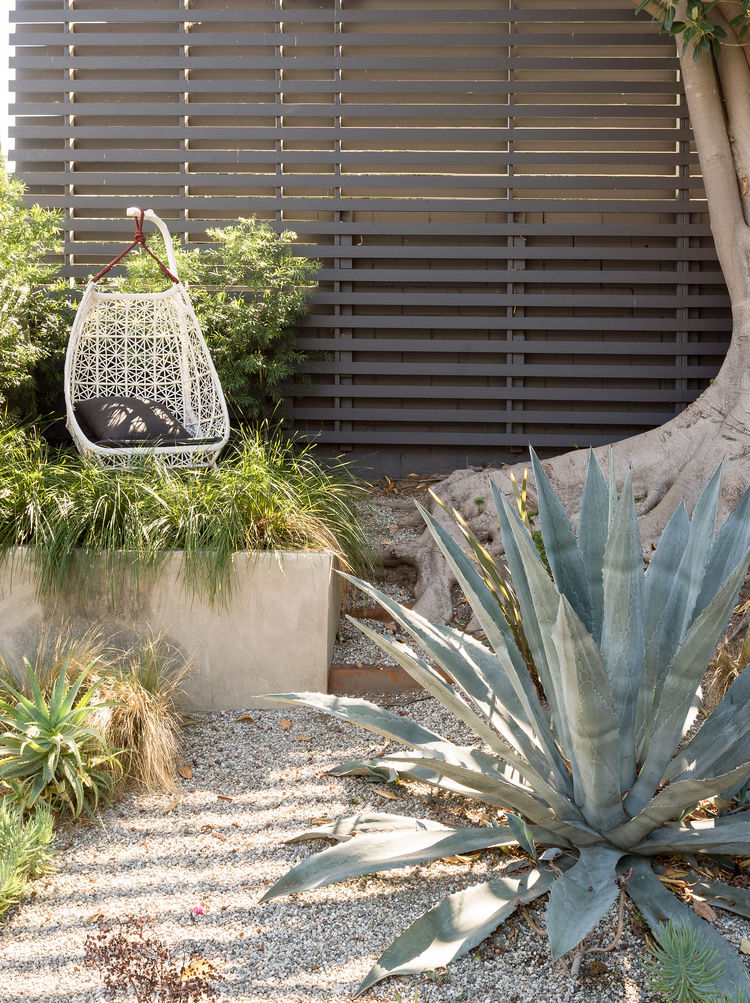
[10,0,731,474]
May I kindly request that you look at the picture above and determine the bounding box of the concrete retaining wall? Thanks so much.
[0,549,342,712]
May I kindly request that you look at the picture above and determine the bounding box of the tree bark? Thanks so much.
[383,11,750,626]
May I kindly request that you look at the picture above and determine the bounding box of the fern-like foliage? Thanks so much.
[646,919,745,1003]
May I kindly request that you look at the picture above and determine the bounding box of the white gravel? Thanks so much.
[3,697,747,1002]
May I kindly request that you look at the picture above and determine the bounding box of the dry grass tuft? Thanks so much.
[94,638,187,794]
[703,623,750,713]
[0,628,188,794]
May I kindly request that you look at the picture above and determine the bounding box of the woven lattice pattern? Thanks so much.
[65,283,228,467]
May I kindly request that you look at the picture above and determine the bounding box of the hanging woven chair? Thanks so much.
[65,207,229,468]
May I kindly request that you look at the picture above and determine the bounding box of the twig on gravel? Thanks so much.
[517,901,547,937]
[586,888,626,956]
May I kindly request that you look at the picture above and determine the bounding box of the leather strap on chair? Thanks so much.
[92,209,179,283]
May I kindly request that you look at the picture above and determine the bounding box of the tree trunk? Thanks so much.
[383,10,750,626]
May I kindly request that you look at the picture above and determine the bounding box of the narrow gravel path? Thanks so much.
[3,698,740,1003]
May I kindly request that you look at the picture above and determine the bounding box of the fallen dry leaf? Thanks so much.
[296,735,312,742]
[375,788,399,800]
[162,798,180,813]
[235,714,255,723]
[740,937,750,955]
[280,719,292,730]
[181,956,218,982]
[86,912,104,925]
[443,850,483,864]
[693,899,718,923]
[178,764,194,780]
[664,866,688,880]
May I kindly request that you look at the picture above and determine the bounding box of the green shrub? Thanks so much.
[0,161,62,415]
[645,920,745,1003]
[0,801,56,920]
[0,421,368,604]
[118,218,320,423]
[0,661,121,818]
[261,449,750,998]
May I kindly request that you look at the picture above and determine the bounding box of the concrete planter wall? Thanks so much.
[0,549,342,712]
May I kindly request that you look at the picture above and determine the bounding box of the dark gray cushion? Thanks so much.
[74,396,195,446]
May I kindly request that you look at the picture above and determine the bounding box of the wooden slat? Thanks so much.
[9,0,731,474]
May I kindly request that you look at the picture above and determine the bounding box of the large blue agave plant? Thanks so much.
[263,450,750,997]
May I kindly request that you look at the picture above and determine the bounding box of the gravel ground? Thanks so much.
[2,697,749,1003]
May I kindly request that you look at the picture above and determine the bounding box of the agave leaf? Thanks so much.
[348,616,535,781]
[693,480,750,621]
[634,815,750,856]
[665,665,750,782]
[329,754,541,817]
[261,692,450,752]
[551,596,625,831]
[710,736,750,793]
[355,865,561,996]
[546,845,623,959]
[623,855,750,998]
[350,752,553,822]
[673,462,723,644]
[530,447,592,632]
[608,448,618,524]
[686,873,750,920]
[341,572,550,777]
[330,759,398,782]
[416,502,564,780]
[606,760,750,849]
[576,448,609,645]
[493,484,577,776]
[259,826,522,903]
[506,812,536,859]
[330,757,602,849]
[414,501,525,666]
[285,812,453,844]
[347,616,576,819]
[599,471,644,793]
[641,466,723,758]
[636,501,691,756]
[627,546,750,816]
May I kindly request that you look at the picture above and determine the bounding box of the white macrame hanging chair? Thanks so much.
[65,207,230,468]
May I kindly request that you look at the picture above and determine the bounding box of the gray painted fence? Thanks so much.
[10,0,730,475]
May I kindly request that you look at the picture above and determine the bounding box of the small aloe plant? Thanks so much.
[0,660,121,817]
[262,450,750,998]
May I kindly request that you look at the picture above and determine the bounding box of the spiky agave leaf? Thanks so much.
[284,811,455,845]
[259,825,523,902]
[545,845,623,959]
[356,863,568,997]
[261,451,750,996]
